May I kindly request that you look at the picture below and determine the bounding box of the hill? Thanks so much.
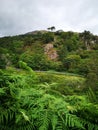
[0,29,98,130]
[0,29,98,91]
[0,30,98,67]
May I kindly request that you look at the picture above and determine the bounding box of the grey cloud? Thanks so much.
[0,0,98,36]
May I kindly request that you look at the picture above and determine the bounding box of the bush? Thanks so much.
[0,55,6,69]
[42,32,54,43]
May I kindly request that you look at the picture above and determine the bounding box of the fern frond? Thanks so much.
[38,110,51,130]
[51,113,58,130]
[87,87,97,102]
[0,88,5,95]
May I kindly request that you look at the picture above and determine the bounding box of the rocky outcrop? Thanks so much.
[44,43,58,60]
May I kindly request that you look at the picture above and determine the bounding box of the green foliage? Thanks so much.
[58,44,68,63]
[64,54,81,72]
[19,60,33,72]
[11,40,24,53]
[20,52,61,71]
[59,32,80,51]
[0,30,98,129]
[0,55,6,69]
[0,71,98,130]
[87,87,97,103]
[37,71,85,95]
[84,53,98,91]
[0,30,98,73]
[42,32,54,43]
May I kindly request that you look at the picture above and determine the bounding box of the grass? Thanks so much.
[2,67,86,95]
[36,71,85,95]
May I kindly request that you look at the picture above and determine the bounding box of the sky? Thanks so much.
[0,0,98,36]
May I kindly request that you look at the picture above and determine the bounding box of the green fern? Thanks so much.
[0,71,98,130]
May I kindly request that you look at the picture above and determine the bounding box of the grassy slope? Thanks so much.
[3,67,85,95]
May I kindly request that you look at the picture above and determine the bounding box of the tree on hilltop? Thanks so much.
[47,26,55,31]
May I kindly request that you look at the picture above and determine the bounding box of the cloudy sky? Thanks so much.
[0,0,98,36]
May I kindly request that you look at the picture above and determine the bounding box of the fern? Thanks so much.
[87,87,97,103]
[0,71,98,130]
[38,110,50,130]
[51,114,58,130]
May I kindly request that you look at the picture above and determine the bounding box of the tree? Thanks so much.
[64,54,81,72]
[47,26,55,32]
[42,32,54,43]
[20,52,52,70]
[85,53,98,91]
[0,55,6,69]
[79,30,93,50]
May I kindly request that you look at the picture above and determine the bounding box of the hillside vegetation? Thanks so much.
[0,29,98,130]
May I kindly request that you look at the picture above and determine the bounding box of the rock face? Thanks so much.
[44,43,58,60]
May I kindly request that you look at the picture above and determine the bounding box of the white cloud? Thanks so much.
[0,0,98,36]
